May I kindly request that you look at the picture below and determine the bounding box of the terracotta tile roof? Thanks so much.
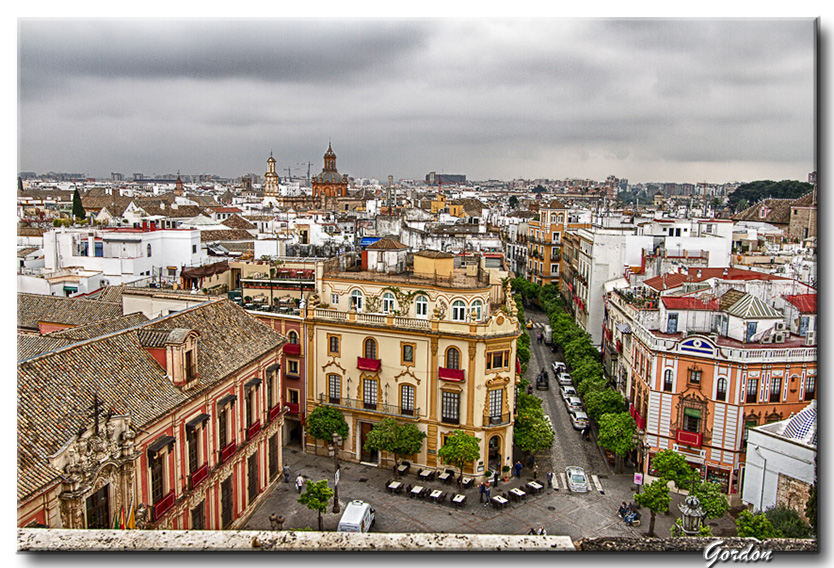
[221,214,257,230]
[17,247,40,258]
[16,299,285,503]
[49,313,149,341]
[208,206,244,214]
[415,250,454,259]
[93,285,126,304]
[81,195,133,215]
[790,192,815,207]
[366,237,408,250]
[784,294,816,314]
[139,204,205,218]
[136,328,174,348]
[17,293,123,332]
[661,297,719,311]
[644,268,788,292]
[719,289,746,311]
[731,198,792,225]
[18,227,48,237]
[200,229,255,242]
[17,334,77,362]
[18,189,75,201]
[188,195,220,207]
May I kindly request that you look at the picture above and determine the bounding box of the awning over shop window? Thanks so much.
[684,408,701,419]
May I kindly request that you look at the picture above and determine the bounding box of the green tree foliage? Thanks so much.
[509,196,519,209]
[71,188,86,220]
[572,359,604,387]
[806,483,816,532]
[652,449,694,490]
[764,505,812,538]
[511,277,540,300]
[584,389,625,421]
[516,389,543,416]
[735,509,782,539]
[596,412,635,473]
[363,417,426,479]
[692,481,730,521]
[437,430,480,478]
[563,336,597,369]
[514,412,554,456]
[297,479,334,531]
[728,179,813,212]
[634,479,671,537]
[18,176,23,192]
[306,406,350,453]
[531,184,546,193]
[577,376,607,399]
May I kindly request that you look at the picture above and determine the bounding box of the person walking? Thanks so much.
[283,464,290,483]
[493,470,500,487]
[478,481,486,503]
[295,475,304,494]
[533,462,539,480]
[538,526,547,536]
[514,461,523,479]
[483,483,491,507]
[546,470,553,488]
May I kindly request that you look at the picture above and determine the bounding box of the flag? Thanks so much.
[127,503,135,530]
[120,506,127,529]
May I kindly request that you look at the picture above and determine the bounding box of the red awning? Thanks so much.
[357,357,381,372]
[438,367,465,381]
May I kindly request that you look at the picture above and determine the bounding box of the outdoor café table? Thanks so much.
[491,495,509,509]
[526,481,543,494]
[419,469,434,481]
[387,481,402,493]
[437,471,451,483]
[410,485,425,498]
[452,494,466,508]
[461,476,473,489]
[397,464,409,475]
[509,487,527,502]
[429,489,443,503]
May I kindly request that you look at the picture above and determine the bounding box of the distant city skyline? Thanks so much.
[19,19,816,184]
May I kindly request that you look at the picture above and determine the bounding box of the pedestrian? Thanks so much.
[493,470,500,487]
[528,527,537,535]
[546,471,553,488]
[533,463,539,480]
[295,475,304,493]
[483,483,491,507]
[538,526,547,536]
[283,464,290,483]
[527,454,535,468]
[478,481,486,503]
[514,461,523,478]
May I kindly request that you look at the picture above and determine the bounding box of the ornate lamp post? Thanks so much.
[329,432,344,514]
[678,494,705,536]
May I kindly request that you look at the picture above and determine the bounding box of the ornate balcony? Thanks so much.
[357,357,381,372]
[220,441,237,464]
[483,412,511,426]
[246,420,261,441]
[438,367,465,382]
[676,430,702,448]
[153,490,175,520]
[318,393,420,419]
[190,463,209,490]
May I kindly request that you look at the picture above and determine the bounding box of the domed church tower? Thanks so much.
[264,152,281,198]
[312,143,348,199]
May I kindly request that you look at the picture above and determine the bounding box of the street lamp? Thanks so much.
[678,494,705,536]
[329,432,344,514]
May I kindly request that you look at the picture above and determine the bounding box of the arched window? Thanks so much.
[350,290,363,311]
[147,244,152,257]
[470,299,483,322]
[288,331,298,345]
[663,369,674,392]
[415,295,428,317]
[364,338,378,360]
[451,300,467,321]
[445,347,461,370]
[716,377,727,401]
[382,292,395,314]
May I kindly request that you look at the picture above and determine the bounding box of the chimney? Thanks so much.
[142,221,148,231]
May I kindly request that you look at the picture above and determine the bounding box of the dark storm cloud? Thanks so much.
[18,18,816,182]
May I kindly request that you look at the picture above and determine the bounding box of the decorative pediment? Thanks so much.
[486,375,511,388]
[676,336,716,357]
[322,359,346,375]
[393,368,421,385]
[440,383,463,393]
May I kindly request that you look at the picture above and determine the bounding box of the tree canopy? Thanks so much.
[437,430,480,476]
[735,510,782,539]
[652,449,694,490]
[509,195,520,209]
[596,412,635,458]
[514,412,554,455]
[297,479,334,531]
[728,179,813,212]
[634,479,671,537]
[764,505,811,538]
[584,389,625,421]
[306,406,350,444]
[363,417,426,477]
[71,188,86,220]
[692,481,730,521]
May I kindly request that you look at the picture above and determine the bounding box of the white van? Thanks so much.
[337,500,375,533]
[544,325,553,344]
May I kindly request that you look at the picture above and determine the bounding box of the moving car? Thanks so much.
[526,320,533,329]
[565,466,590,492]
[560,385,577,401]
[536,374,549,390]
[565,396,584,413]
[543,325,553,344]
[337,500,376,533]
[569,409,589,430]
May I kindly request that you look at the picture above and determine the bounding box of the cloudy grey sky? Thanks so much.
[18,18,817,184]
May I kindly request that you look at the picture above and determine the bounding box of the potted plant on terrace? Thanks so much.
[502,465,512,481]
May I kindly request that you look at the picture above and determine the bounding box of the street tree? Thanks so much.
[584,389,625,421]
[634,479,671,537]
[577,376,608,399]
[764,505,811,538]
[437,429,480,480]
[363,417,426,479]
[514,412,554,460]
[509,196,519,209]
[596,412,635,473]
[297,479,334,531]
[71,188,86,221]
[735,510,782,539]
[652,449,693,490]
[692,481,730,521]
[306,406,349,455]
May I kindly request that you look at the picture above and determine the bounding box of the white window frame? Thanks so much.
[451,300,467,322]
[382,292,395,314]
[416,295,428,318]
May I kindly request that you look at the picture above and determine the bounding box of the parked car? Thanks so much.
[565,396,584,413]
[536,374,549,390]
[560,385,577,401]
[551,361,566,375]
[569,409,589,430]
[565,466,590,492]
[337,500,376,532]
[558,372,573,386]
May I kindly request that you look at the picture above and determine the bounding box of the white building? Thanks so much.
[42,226,206,286]
[743,401,816,517]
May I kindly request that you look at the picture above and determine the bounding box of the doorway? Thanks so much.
[488,435,501,473]
[360,422,378,464]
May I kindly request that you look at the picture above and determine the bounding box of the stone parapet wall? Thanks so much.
[575,536,816,552]
[17,529,575,552]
